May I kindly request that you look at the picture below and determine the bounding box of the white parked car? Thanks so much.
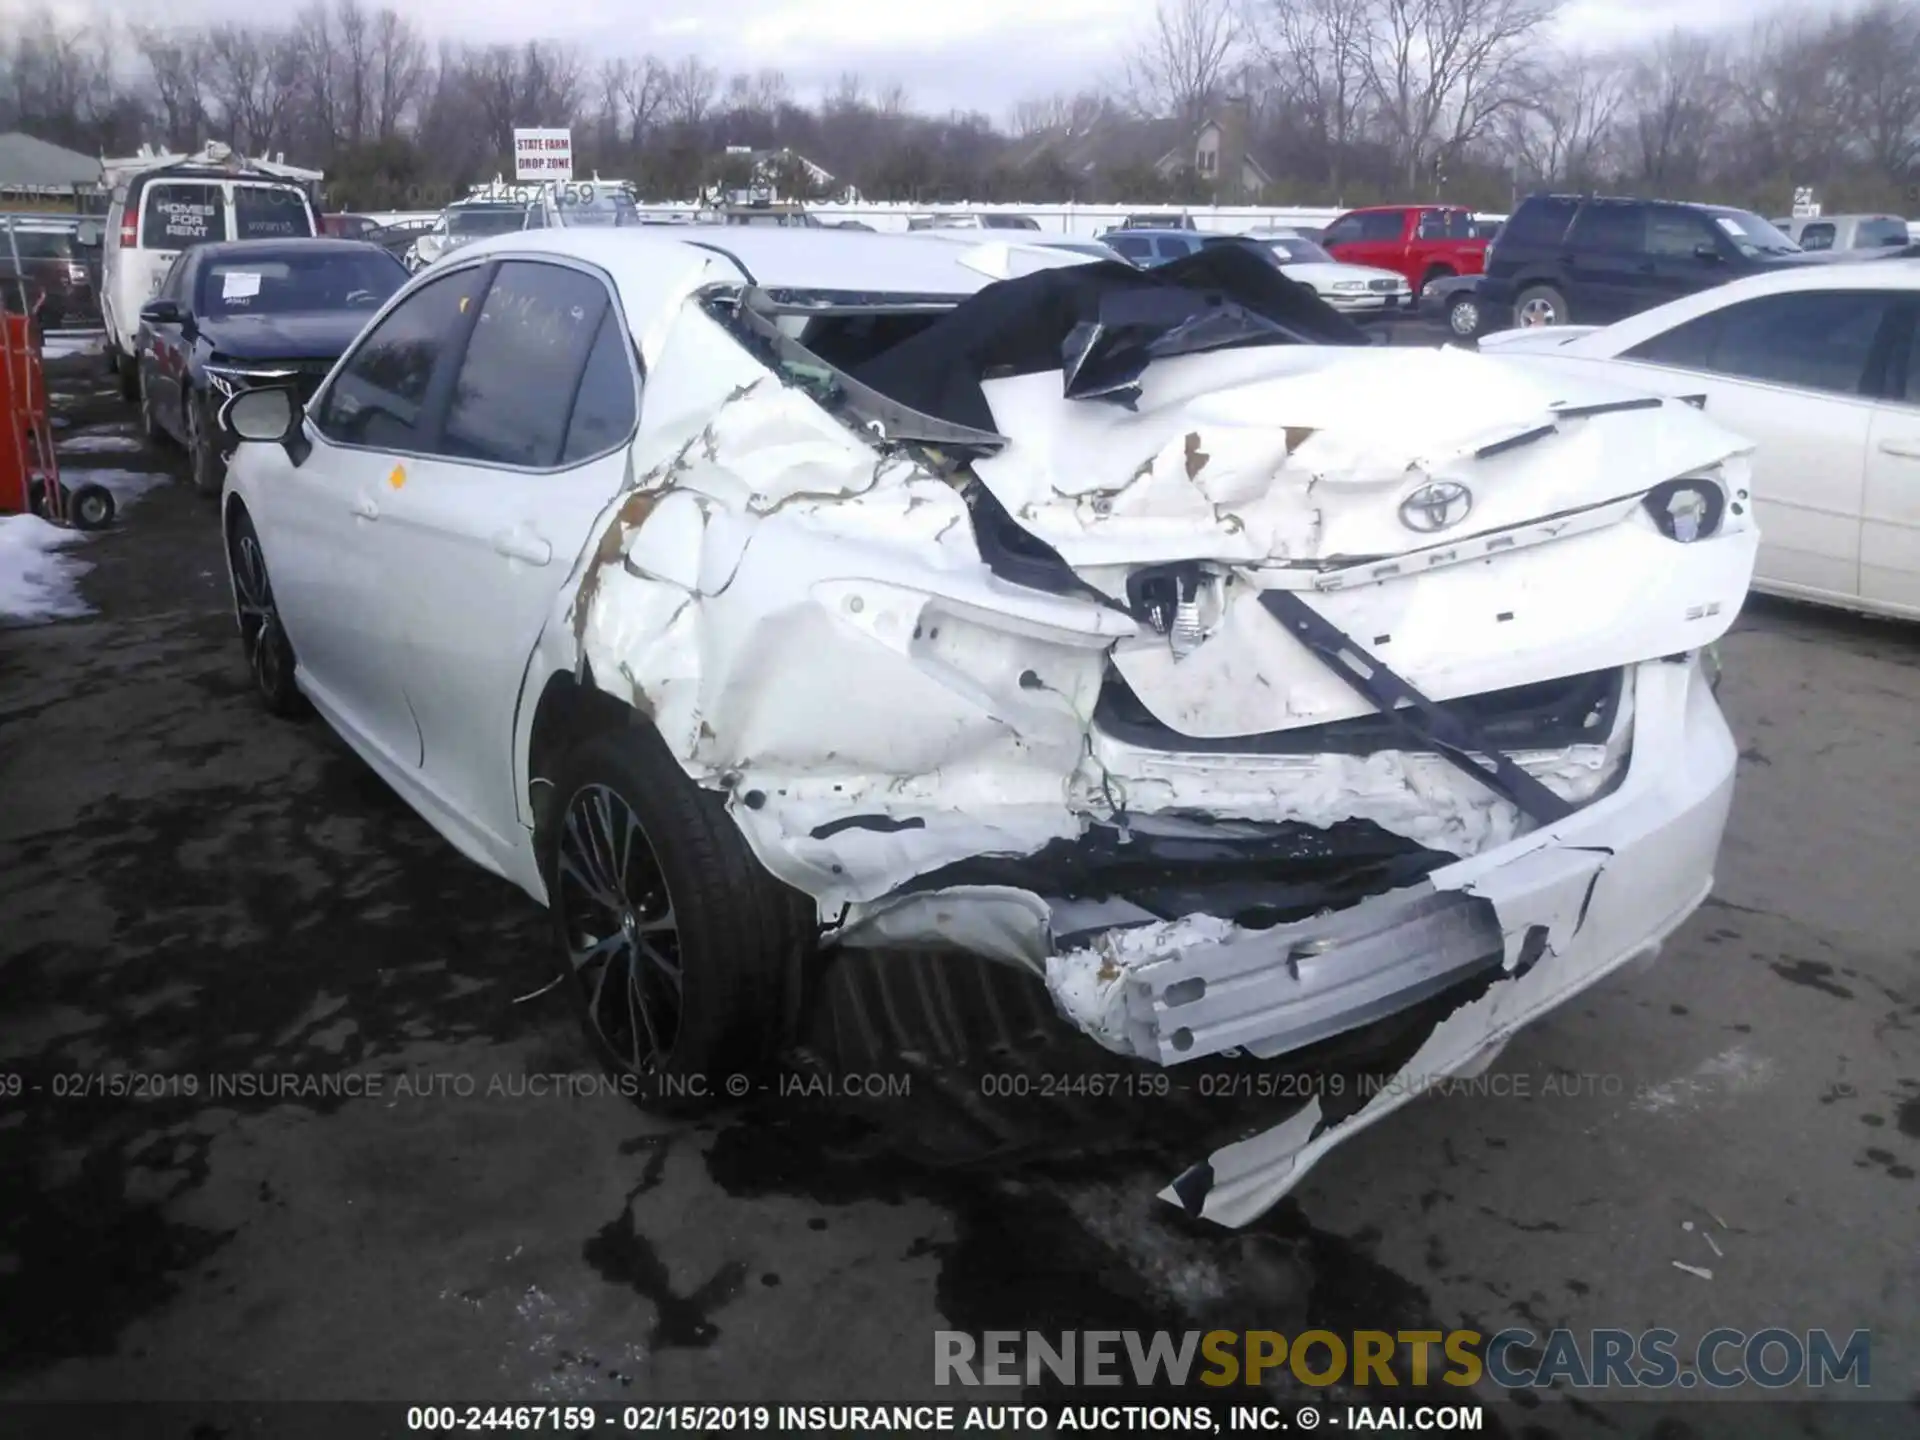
[1479,261,1920,621]
[907,227,1128,265]
[406,199,531,271]
[217,226,1755,1226]
[1251,232,1413,316]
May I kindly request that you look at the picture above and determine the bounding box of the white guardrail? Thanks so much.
[356,202,1511,235]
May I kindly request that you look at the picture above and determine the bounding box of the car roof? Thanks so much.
[910,228,1107,248]
[449,225,1079,297]
[187,238,394,262]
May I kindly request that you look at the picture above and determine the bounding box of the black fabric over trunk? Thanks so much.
[846,245,1367,433]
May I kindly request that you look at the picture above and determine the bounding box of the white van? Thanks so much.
[99,146,318,397]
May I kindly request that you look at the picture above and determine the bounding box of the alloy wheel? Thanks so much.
[1450,300,1481,337]
[554,783,684,1073]
[1518,296,1559,327]
[231,530,285,698]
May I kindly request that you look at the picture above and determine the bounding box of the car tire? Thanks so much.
[542,727,816,1101]
[115,347,138,402]
[226,507,307,718]
[1447,294,1482,339]
[1515,283,1569,328]
[186,392,225,498]
[137,365,171,445]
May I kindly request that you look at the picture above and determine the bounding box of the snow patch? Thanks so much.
[41,331,104,360]
[57,431,144,454]
[0,514,90,622]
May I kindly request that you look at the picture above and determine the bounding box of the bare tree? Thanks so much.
[1256,0,1371,192]
[1362,0,1558,189]
[202,24,301,154]
[1125,0,1243,126]
[1007,90,1110,138]
[1728,14,1851,183]
[662,56,719,126]
[1624,28,1730,189]
[1839,0,1920,179]
[1501,47,1624,186]
[367,9,425,139]
[132,26,213,148]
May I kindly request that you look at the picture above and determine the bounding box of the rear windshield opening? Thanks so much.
[142,183,222,249]
[197,250,405,317]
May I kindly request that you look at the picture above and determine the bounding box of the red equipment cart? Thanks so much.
[2,219,113,529]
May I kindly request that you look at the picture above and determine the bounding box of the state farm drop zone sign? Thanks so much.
[514,129,573,182]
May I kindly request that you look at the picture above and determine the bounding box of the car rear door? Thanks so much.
[1561,202,1650,323]
[1614,288,1896,602]
[1861,303,1920,615]
[139,253,194,433]
[373,257,642,858]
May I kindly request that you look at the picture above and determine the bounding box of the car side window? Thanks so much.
[1503,197,1578,248]
[157,253,191,303]
[1697,292,1889,396]
[1322,217,1363,247]
[1624,313,1723,370]
[1417,209,1472,240]
[313,266,490,450]
[1109,234,1153,261]
[438,261,612,469]
[1359,211,1404,242]
[1568,203,1645,253]
[1798,222,1836,251]
[560,310,640,464]
[1645,208,1716,258]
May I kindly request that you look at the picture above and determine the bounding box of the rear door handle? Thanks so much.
[1877,438,1920,460]
[352,495,379,520]
[492,529,551,565]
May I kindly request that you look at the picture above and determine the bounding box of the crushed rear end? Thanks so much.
[568,244,1757,1224]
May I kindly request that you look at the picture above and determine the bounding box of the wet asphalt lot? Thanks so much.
[2,326,1919,1437]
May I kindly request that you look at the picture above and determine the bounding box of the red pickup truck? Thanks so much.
[1321,205,1490,300]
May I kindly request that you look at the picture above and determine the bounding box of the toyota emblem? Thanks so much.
[1399,480,1473,533]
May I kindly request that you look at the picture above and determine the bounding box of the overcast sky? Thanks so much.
[63,0,1813,119]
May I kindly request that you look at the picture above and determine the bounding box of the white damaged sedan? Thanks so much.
[218,227,1757,1226]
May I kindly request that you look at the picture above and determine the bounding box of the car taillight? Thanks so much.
[119,213,138,247]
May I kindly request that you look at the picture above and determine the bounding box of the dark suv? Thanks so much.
[1480,194,1833,329]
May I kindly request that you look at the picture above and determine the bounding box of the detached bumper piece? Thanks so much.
[1113,885,1505,1065]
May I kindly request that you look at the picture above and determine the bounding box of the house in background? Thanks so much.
[714,146,850,204]
[1013,97,1275,201]
[1161,98,1273,200]
[0,132,104,212]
